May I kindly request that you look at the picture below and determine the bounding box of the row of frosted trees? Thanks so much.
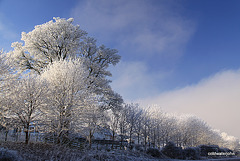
[0,17,238,151]
[108,103,239,151]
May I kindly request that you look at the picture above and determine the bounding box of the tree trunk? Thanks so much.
[89,130,92,149]
[25,123,30,144]
[25,130,29,144]
[129,127,133,147]
[57,131,63,144]
[137,133,140,144]
[120,136,123,150]
[112,131,115,149]
[15,128,19,142]
[4,130,8,142]
[144,135,147,151]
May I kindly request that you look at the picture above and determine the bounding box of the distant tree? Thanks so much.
[148,106,165,148]
[77,95,106,149]
[179,116,212,147]
[216,131,239,150]
[135,110,143,145]
[141,108,152,150]
[118,106,129,149]
[108,110,120,148]
[125,103,143,146]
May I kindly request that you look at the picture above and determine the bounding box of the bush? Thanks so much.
[224,148,234,153]
[0,147,19,161]
[161,141,183,159]
[134,144,144,152]
[146,148,162,158]
[183,147,201,160]
[218,147,233,153]
[236,151,240,157]
[198,145,219,156]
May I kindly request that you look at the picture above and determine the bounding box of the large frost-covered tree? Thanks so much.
[8,17,121,111]
[9,18,120,75]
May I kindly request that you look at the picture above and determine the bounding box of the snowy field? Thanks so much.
[0,141,240,161]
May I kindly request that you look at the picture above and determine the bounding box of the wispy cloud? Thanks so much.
[71,0,195,57]
[71,0,196,103]
[0,19,17,40]
[139,69,240,139]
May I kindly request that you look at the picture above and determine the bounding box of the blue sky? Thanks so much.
[0,0,240,139]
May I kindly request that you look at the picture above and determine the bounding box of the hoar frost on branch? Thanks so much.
[9,17,86,74]
[0,51,17,91]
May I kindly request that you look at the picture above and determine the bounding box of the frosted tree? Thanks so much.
[118,106,129,149]
[147,105,166,148]
[40,58,88,144]
[134,111,143,145]
[140,108,152,150]
[220,132,240,150]
[0,51,19,141]
[8,17,86,74]
[125,103,143,147]
[172,116,186,147]
[106,93,123,148]
[179,116,210,147]
[108,110,120,148]
[157,114,177,147]
[3,75,46,144]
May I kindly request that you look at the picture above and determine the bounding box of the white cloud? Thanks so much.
[139,69,240,139]
[109,60,172,101]
[71,0,195,57]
